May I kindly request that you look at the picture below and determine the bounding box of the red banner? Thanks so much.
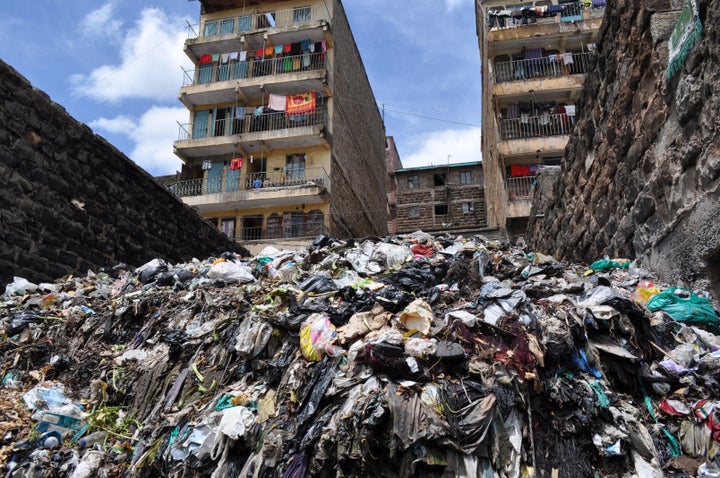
[286,92,316,116]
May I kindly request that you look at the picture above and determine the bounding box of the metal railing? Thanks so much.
[188,5,329,39]
[244,167,329,191]
[487,1,605,31]
[177,108,326,141]
[494,51,594,83]
[183,52,327,86]
[169,167,329,198]
[499,112,575,140]
[506,176,536,201]
[240,223,328,241]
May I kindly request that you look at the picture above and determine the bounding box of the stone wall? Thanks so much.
[327,0,388,238]
[529,0,720,297]
[0,60,245,287]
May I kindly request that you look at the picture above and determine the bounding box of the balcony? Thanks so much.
[239,223,329,241]
[506,176,536,218]
[495,51,594,83]
[487,1,604,42]
[169,167,330,212]
[499,113,574,140]
[179,52,327,107]
[184,5,330,62]
[174,109,327,159]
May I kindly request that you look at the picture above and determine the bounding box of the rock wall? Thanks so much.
[0,60,245,287]
[529,0,720,297]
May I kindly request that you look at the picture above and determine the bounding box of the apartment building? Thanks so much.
[475,0,605,235]
[390,162,488,235]
[169,0,387,242]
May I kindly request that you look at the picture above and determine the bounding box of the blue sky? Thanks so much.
[0,0,482,176]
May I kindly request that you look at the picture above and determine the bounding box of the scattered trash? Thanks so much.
[1,233,719,477]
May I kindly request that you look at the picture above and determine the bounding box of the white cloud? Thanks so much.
[401,128,482,169]
[70,8,191,103]
[90,106,187,176]
[80,2,123,39]
[89,115,136,135]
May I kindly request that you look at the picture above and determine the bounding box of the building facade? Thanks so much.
[391,162,488,235]
[475,0,604,235]
[169,0,387,242]
[385,137,402,235]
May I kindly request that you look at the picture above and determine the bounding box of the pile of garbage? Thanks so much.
[1,232,720,478]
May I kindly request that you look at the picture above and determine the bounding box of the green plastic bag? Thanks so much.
[589,259,631,271]
[647,287,720,332]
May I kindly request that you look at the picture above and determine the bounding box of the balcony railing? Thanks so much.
[169,167,330,198]
[187,5,329,39]
[487,1,605,31]
[240,223,328,241]
[183,52,327,86]
[499,113,575,140]
[494,51,594,83]
[177,108,326,141]
[506,176,536,201]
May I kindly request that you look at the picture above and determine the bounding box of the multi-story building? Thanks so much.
[475,0,605,235]
[391,161,488,235]
[168,0,387,243]
[385,136,402,235]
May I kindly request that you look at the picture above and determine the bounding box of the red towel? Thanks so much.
[510,164,532,177]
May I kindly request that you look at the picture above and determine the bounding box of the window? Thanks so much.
[434,204,448,215]
[285,154,306,182]
[220,218,236,239]
[220,18,235,34]
[266,213,282,239]
[459,171,473,185]
[462,202,475,214]
[293,6,311,23]
[407,206,420,219]
[257,12,276,28]
[434,173,446,186]
[238,15,252,32]
[407,175,419,188]
[306,209,325,236]
[203,20,218,37]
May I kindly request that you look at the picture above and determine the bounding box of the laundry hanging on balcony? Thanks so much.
[287,92,316,116]
[229,158,243,171]
[268,93,287,112]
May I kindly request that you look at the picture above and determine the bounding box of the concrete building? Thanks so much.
[168,0,387,243]
[385,136,402,235]
[475,0,604,236]
[390,161,488,235]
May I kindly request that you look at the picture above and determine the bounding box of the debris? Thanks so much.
[1,233,719,477]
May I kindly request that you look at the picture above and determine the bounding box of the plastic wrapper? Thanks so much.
[300,314,342,361]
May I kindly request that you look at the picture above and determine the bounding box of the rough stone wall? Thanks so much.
[0,60,244,286]
[327,0,388,238]
[528,0,720,296]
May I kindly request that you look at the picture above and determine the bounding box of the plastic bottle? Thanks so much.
[77,431,107,449]
[39,431,62,449]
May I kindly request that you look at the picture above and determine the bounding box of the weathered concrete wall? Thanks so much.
[529,0,720,296]
[327,0,388,238]
[0,60,245,286]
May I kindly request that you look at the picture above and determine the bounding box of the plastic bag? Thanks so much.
[4,276,38,296]
[299,314,342,361]
[633,280,660,304]
[207,261,255,283]
[647,287,720,332]
[589,258,631,271]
